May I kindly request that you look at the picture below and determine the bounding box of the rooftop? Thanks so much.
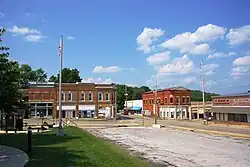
[212,92,250,98]
[142,86,190,94]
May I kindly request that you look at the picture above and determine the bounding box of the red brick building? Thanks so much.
[27,82,116,119]
[211,91,250,123]
[142,86,191,119]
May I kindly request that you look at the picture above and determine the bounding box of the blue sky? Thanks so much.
[1,0,250,94]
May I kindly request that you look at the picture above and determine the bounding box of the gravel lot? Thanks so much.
[88,127,250,167]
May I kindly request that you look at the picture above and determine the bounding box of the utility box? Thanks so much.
[0,112,23,131]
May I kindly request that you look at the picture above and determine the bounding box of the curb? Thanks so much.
[168,125,250,139]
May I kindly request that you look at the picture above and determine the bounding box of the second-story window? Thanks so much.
[176,97,180,104]
[105,92,109,101]
[80,92,85,101]
[98,92,103,101]
[170,97,173,104]
[68,91,72,101]
[182,96,185,103]
[165,97,168,103]
[61,91,65,101]
[88,92,92,101]
[186,97,190,103]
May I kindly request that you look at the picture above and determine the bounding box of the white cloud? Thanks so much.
[8,25,40,35]
[92,66,121,73]
[136,28,164,53]
[0,12,4,18]
[202,63,219,75]
[233,55,250,66]
[157,55,194,76]
[205,80,217,87]
[207,52,236,59]
[231,67,249,76]
[81,77,113,84]
[67,36,75,40]
[146,51,171,65]
[25,35,47,42]
[231,55,250,78]
[161,24,226,55]
[226,25,250,46]
[7,25,46,42]
[183,77,197,84]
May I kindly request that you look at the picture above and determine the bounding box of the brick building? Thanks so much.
[27,82,116,119]
[211,91,250,123]
[142,86,191,119]
[190,101,212,119]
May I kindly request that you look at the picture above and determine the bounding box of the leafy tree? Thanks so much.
[49,68,81,83]
[116,84,151,110]
[0,28,23,113]
[191,90,219,101]
[19,64,47,88]
[49,75,58,82]
[35,68,47,82]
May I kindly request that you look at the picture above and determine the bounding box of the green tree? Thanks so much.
[49,68,81,83]
[49,75,58,82]
[19,64,47,88]
[116,84,151,110]
[0,28,23,113]
[191,90,219,101]
[35,68,47,82]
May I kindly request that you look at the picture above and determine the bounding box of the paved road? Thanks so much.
[88,127,250,167]
[127,115,250,135]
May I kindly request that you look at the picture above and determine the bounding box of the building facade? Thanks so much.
[124,100,143,115]
[211,91,250,123]
[27,82,116,119]
[190,101,212,119]
[142,87,191,119]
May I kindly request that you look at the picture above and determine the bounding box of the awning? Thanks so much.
[211,107,250,114]
[79,105,95,111]
[130,106,142,111]
[57,106,76,110]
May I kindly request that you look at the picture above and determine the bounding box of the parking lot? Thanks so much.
[88,127,250,167]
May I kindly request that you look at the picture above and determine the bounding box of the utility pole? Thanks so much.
[201,61,206,124]
[154,78,158,124]
[124,85,128,114]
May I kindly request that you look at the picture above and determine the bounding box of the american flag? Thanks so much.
[58,36,62,56]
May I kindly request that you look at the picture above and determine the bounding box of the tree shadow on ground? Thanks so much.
[0,129,96,167]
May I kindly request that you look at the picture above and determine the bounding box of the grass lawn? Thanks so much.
[0,127,148,167]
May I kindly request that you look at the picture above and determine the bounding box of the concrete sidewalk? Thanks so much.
[0,145,28,167]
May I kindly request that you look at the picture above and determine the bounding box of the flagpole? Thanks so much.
[57,35,64,136]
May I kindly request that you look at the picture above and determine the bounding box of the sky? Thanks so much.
[1,0,250,94]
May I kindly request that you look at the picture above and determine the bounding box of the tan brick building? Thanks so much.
[211,91,250,123]
[27,82,116,119]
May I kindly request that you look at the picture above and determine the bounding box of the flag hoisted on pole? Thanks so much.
[57,35,64,136]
